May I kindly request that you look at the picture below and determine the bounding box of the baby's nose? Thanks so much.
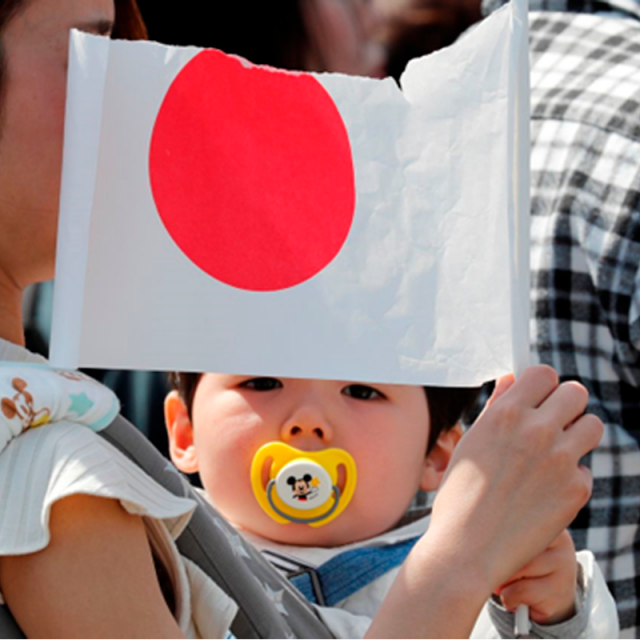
[281,416,333,449]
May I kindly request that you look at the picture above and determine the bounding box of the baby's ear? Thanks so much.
[164,390,199,474]
[420,424,463,492]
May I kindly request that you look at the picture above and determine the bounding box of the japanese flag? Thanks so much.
[51,1,530,386]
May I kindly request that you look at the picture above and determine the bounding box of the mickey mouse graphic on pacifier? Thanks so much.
[251,442,357,527]
[288,473,318,502]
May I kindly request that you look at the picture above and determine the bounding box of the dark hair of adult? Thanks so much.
[384,2,479,81]
[168,372,481,454]
[136,0,310,70]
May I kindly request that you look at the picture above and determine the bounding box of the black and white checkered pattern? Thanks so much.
[483,0,640,634]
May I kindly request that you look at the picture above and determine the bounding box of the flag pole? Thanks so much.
[509,0,531,634]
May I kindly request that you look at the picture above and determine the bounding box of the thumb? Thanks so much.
[485,374,516,408]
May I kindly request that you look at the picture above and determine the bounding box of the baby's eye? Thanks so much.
[342,384,384,400]
[239,377,283,391]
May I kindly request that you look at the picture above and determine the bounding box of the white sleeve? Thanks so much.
[0,422,195,603]
[578,549,620,639]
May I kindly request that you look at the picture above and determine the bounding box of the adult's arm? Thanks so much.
[0,494,183,639]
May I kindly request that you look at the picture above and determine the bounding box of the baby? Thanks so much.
[165,372,618,638]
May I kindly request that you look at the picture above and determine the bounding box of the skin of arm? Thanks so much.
[0,494,184,639]
[367,530,491,638]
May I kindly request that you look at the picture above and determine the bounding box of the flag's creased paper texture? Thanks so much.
[51,1,529,386]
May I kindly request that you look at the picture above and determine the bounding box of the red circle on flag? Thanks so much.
[149,50,356,292]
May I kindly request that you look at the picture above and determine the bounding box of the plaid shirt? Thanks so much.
[482,0,640,634]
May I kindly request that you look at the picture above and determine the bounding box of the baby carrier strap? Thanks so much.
[100,414,334,639]
[287,536,420,607]
[0,607,24,639]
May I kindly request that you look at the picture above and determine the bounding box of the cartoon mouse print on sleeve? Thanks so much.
[1,377,51,431]
[0,365,121,455]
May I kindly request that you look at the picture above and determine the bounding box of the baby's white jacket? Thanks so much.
[240,511,619,639]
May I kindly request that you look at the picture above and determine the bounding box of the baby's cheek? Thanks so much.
[354,455,418,528]
[197,415,261,463]
[196,428,263,508]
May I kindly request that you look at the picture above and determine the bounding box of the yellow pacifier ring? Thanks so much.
[251,442,357,528]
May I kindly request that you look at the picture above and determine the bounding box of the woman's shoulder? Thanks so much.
[0,422,195,556]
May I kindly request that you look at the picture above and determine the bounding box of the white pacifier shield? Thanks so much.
[274,459,333,511]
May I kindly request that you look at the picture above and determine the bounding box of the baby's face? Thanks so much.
[183,375,433,546]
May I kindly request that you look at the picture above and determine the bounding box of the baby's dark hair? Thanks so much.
[167,373,481,453]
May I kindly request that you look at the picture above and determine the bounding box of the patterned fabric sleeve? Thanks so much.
[0,364,121,453]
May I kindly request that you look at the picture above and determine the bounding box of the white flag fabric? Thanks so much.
[51,1,529,386]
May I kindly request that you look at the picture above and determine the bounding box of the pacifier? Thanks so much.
[251,442,357,527]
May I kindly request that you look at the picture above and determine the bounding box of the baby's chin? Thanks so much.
[236,511,392,549]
